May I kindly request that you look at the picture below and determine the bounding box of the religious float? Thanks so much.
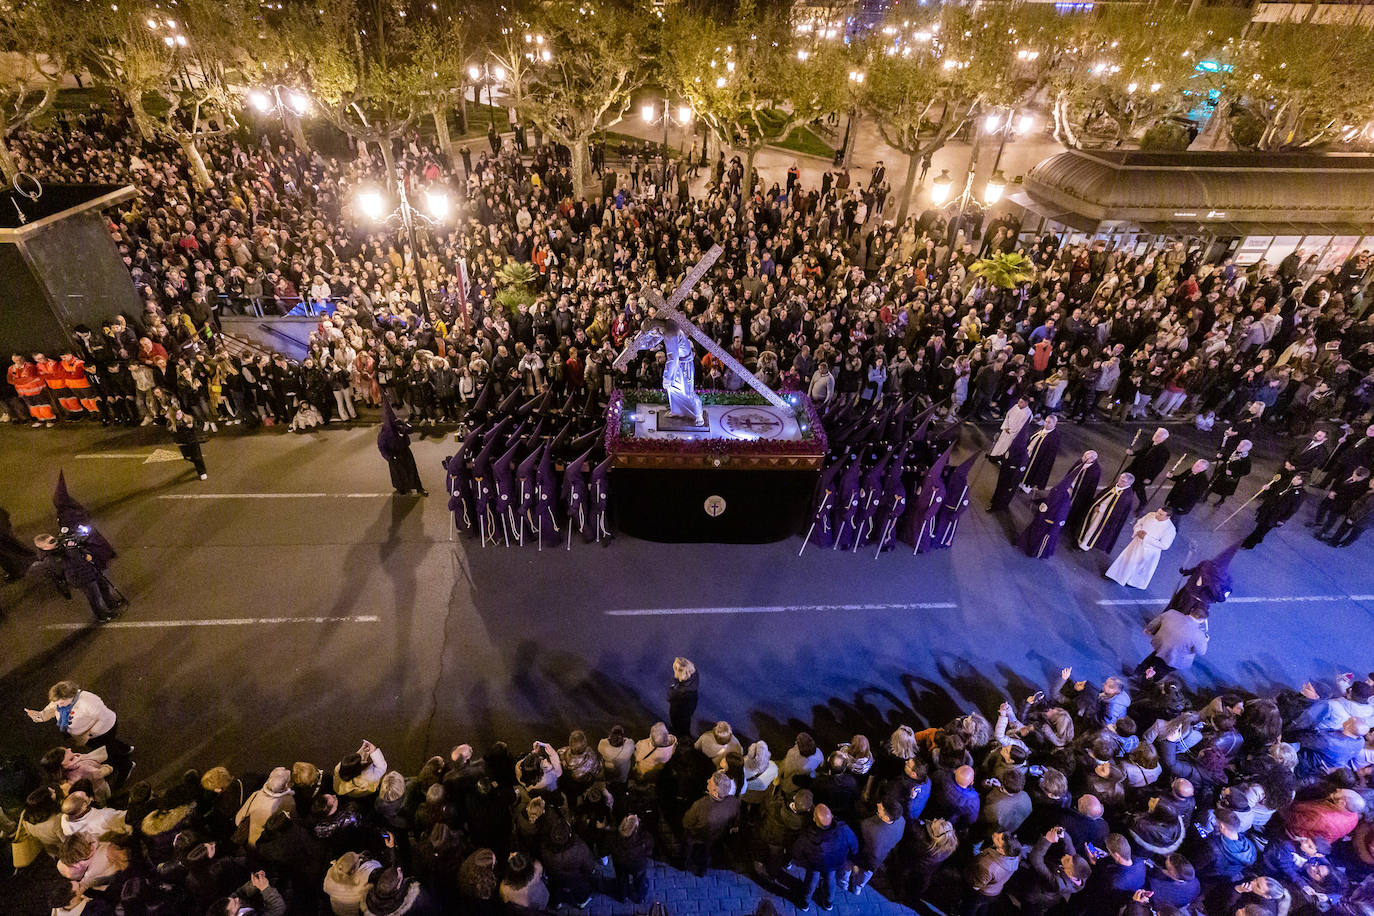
[606,245,825,542]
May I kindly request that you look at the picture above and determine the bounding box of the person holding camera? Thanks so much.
[31,528,125,622]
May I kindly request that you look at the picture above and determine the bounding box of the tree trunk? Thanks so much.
[895,148,921,226]
[432,106,456,168]
[457,93,469,135]
[842,110,861,168]
[179,136,212,191]
[570,136,590,200]
[125,91,155,141]
[1189,95,1233,150]
[0,141,19,183]
[378,136,398,187]
[743,146,758,200]
[1052,92,1080,149]
[284,109,310,152]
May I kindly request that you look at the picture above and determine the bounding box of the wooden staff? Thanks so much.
[1213,473,1281,531]
[1148,454,1188,505]
[1112,428,1143,482]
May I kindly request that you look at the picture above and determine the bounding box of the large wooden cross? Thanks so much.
[615,243,790,411]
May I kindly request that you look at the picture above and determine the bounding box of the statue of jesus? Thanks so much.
[614,317,706,426]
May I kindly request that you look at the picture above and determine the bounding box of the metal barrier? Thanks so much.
[215,293,341,319]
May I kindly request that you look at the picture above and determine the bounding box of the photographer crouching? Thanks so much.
[32,525,127,623]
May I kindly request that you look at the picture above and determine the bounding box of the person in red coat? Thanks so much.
[1282,789,1365,845]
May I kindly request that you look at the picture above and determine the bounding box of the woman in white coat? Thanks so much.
[1106,507,1177,589]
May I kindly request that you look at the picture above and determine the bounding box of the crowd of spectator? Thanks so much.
[8,651,1374,916]
[4,106,1374,448]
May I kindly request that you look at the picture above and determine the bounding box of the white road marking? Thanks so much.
[75,452,153,459]
[1096,595,1374,606]
[40,614,381,631]
[606,602,958,617]
[158,493,394,499]
[144,448,183,463]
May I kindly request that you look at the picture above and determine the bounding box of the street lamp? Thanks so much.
[984,170,1006,205]
[468,62,505,128]
[932,106,1031,233]
[929,169,953,205]
[246,85,312,144]
[354,180,453,325]
[838,69,866,168]
[641,97,694,184]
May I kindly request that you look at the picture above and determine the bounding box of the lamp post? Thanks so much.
[929,107,1032,233]
[838,69,865,168]
[641,98,694,186]
[247,85,312,140]
[356,180,452,326]
[467,63,507,128]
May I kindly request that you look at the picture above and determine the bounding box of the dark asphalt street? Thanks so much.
[1,415,1371,786]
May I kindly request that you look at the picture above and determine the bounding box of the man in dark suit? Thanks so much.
[1319,422,1374,486]
[1242,474,1306,549]
[1124,427,1170,506]
[1163,459,1211,528]
[1283,429,1331,481]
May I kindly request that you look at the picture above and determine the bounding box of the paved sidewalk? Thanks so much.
[585,861,925,916]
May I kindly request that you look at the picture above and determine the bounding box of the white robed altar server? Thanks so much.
[1105,507,1177,589]
[990,398,1032,458]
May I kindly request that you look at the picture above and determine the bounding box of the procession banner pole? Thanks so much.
[1213,474,1280,531]
[1148,454,1188,505]
[1112,428,1143,482]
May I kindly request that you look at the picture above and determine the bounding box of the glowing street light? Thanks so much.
[985,113,1002,133]
[424,189,450,220]
[678,105,693,124]
[641,103,656,123]
[929,169,953,205]
[356,188,386,220]
[984,170,1006,205]
[248,90,273,113]
[286,90,310,115]
[715,76,726,88]
[1017,114,1035,134]
[354,182,452,324]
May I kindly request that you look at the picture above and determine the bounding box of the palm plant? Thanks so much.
[969,251,1036,290]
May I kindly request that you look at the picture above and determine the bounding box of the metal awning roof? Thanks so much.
[1023,150,1374,233]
